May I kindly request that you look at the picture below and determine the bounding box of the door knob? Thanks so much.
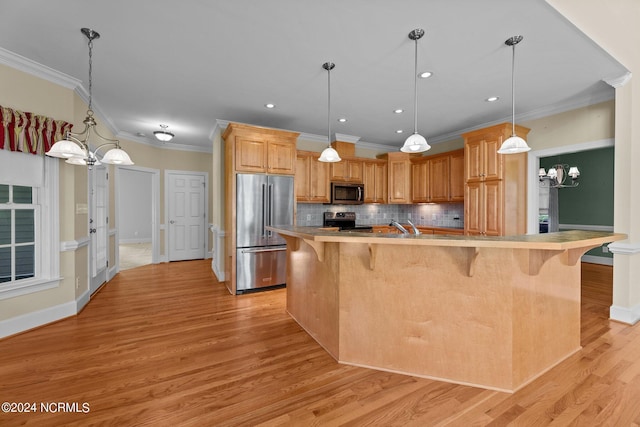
[169,220,175,224]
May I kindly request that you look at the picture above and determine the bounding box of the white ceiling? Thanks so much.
[0,0,628,152]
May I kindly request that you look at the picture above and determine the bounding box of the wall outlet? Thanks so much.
[75,277,80,289]
[407,213,412,219]
[306,214,311,221]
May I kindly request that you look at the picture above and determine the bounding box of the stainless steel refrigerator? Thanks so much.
[235,174,294,293]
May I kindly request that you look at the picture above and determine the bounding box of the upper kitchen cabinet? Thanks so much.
[363,159,387,203]
[223,123,299,175]
[410,149,464,203]
[296,151,330,203]
[462,123,529,236]
[330,158,364,183]
[449,149,465,202]
[379,152,413,204]
[464,123,529,183]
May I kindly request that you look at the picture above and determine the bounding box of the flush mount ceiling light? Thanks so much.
[154,124,174,142]
[46,28,133,167]
[400,28,431,154]
[318,62,341,163]
[497,35,531,154]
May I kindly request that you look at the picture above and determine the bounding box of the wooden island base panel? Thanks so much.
[267,226,626,393]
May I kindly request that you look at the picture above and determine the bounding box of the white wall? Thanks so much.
[119,168,153,243]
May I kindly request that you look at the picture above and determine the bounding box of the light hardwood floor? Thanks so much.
[1,261,639,426]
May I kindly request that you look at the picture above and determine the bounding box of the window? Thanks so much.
[0,184,37,283]
[0,150,59,299]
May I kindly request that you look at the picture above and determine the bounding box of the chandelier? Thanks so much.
[539,164,580,188]
[46,28,133,168]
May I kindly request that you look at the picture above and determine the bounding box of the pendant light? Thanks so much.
[46,28,134,167]
[318,62,341,162]
[400,28,430,153]
[497,35,531,154]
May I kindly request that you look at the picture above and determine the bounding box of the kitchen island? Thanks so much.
[267,226,625,392]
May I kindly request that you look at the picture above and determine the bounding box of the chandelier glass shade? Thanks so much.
[46,28,133,167]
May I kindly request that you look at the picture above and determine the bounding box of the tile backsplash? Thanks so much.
[296,203,464,228]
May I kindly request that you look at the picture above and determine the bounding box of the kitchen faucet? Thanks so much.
[407,219,420,235]
[389,220,409,235]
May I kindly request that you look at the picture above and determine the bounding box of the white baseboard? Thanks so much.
[76,289,90,312]
[0,300,76,339]
[610,304,640,325]
[581,255,613,266]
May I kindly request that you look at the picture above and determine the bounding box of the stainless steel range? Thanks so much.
[323,211,373,232]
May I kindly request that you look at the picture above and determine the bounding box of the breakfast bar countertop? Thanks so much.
[267,225,625,251]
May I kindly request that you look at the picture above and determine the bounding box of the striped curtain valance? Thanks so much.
[0,105,73,155]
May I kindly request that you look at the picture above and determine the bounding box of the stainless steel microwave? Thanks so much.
[331,182,364,205]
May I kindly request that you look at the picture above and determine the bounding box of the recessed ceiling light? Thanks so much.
[264,103,276,109]
[338,118,347,123]
[419,71,433,79]
[396,129,404,134]
[393,109,404,114]
[486,96,500,102]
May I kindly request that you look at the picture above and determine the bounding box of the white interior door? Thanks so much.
[90,165,108,293]
[168,173,206,261]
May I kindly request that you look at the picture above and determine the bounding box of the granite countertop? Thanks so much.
[267,226,625,250]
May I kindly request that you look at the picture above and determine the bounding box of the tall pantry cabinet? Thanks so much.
[463,123,529,236]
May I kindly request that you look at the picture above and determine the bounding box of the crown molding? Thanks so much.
[117,131,213,153]
[603,72,632,88]
[0,47,80,90]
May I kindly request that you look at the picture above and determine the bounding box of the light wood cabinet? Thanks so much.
[449,149,465,202]
[410,149,463,203]
[380,152,413,204]
[296,151,330,203]
[222,123,300,295]
[230,126,297,175]
[330,158,363,183]
[429,155,450,202]
[363,160,387,204]
[411,159,430,203]
[462,123,529,236]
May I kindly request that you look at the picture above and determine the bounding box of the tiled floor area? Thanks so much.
[119,243,152,270]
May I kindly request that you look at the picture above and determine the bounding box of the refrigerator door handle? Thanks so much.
[261,183,268,238]
[240,247,287,254]
[267,183,274,237]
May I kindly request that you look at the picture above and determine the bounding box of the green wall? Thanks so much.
[540,146,614,260]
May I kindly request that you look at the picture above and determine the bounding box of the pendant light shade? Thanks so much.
[400,28,430,154]
[498,35,531,154]
[319,61,341,163]
[101,147,134,165]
